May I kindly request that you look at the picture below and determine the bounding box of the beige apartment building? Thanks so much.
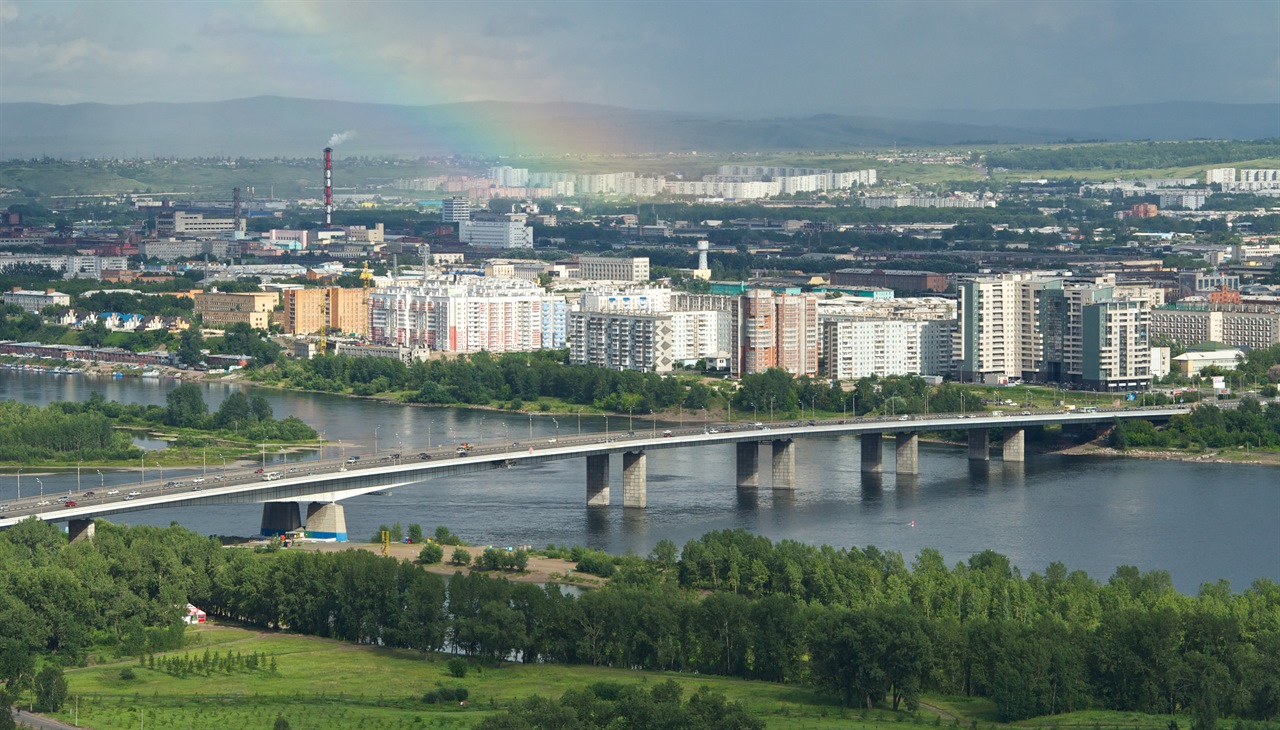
[576,256,650,283]
[282,288,371,337]
[193,291,278,329]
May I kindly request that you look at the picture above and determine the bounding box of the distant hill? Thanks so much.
[0,97,1275,159]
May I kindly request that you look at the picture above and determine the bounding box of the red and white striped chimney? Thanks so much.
[324,147,333,226]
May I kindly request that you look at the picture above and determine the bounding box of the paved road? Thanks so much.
[13,708,82,729]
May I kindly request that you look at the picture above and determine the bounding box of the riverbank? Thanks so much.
[285,540,608,588]
[1061,440,1280,465]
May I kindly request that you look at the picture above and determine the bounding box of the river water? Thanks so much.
[2,370,1277,594]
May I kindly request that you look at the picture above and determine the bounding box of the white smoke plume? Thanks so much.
[327,130,356,147]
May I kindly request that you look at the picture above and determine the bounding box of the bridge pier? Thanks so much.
[67,518,95,543]
[305,502,348,542]
[895,433,919,475]
[261,501,302,537]
[861,433,883,473]
[623,451,647,508]
[968,428,990,461]
[1002,427,1025,462]
[771,439,795,490]
[586,454,610,506]
[736,441,759,488]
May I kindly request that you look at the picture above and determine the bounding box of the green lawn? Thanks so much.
[41,624,907,730]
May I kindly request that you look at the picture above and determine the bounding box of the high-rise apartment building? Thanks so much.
[441,197,471,224]
[731,290,818,377]
[459,213,533,248]
[959,273,1153,390]
[822,317,956,380]
[369,278,552,353]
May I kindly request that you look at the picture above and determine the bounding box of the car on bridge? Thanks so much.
[346,456,360,464]
[106,489,119,495]
[65,501,77,507]
[418,452,432,460]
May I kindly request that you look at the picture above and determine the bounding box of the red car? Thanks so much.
[65,501,77,507]
[254,468,265,474]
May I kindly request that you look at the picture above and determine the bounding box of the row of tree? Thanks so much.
[3,519,1276,726]
[984,139,1280,171]
[1111,400,1280,450]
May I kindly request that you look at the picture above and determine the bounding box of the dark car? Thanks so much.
[418,452,432,460]
[84,491,95,497]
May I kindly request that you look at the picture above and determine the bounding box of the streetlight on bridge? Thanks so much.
[551,418,559,441]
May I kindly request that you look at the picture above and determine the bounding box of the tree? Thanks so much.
[451,548,472,566]
[175,328,206,367]
[273,715,291,730]
[32,665,66,712]
[80,318,109,347]
[165,382,208,428]
[407,524,423,543]
[389,522,404,543]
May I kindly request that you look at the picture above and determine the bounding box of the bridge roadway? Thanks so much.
[0,405,1190,539]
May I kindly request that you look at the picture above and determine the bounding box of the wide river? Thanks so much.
[2,371,1277,593]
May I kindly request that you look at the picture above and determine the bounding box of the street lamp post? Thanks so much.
[551,418,559,440]
[769,396,775,422]
[260,442,266,469]
[140,454,145,485]
[374,426,380,454]
[427,421,433,449]
[628,408,633,432]
[528,412,533,440]
[36,478,43,513]
[15,468,19,500]
[220,454,226,475]
[603,415,609,439]
[203,447,207,477]
[77,461,81,494]
[577,410,581,435]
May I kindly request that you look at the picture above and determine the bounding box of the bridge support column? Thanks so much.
[305,502,347,542]
[586,454,610,506]
[1002,427,1025,462]
[622,451,647,508]
[861,433,883,473]
[261,501,302,537]
[969,428,990,461]
[771,439,795,490]
[67,518,95,543]
[895,433,919,475]
[736,441,759,488]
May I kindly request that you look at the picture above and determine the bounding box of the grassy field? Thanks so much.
[40,624,887,730]
[26,623,1236,730]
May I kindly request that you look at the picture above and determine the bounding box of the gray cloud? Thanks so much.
[0,0,1274,114]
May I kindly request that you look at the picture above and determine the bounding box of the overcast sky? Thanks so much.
[1,0,1276,113]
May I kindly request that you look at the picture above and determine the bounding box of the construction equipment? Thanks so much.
[381,529,390,558]
[359,262,373,288]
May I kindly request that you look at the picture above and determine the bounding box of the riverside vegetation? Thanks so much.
[0,384,316,465]
[1,519,1277,729]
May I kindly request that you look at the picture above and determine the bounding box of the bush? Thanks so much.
[418,543,444,565]
[446,658,468,678]
[450,548,472,566]
[423,687,469,704]
[434,525,461,545]
[575,549,617,577]
[119,667,136,681]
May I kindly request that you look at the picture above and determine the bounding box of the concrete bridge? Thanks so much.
[0,406,1190,541]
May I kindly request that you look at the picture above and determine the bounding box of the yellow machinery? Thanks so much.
[380,529,390,558]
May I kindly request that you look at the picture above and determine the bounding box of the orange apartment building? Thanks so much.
[731,289,819,377]
[282,287,370,337]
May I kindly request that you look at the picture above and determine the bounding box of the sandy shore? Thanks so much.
[285,540,609,587]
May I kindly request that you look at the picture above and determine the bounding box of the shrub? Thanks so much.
[450,548,472,566]
[119,667,136,681]
[446,658,468,678]
[417,543,444,565]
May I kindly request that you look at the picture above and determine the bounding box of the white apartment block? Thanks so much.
[665,180,781,199]
[441,197,471,224]
[823,317,955,380]
[3,287,71,313]
[487,166,530,188]
[458,215,534,248]
[568,311,675,373]
[716,166,877,188]
[1151,305,1280,350]
[0,254,129,279]
[1205,168,1237,185]
[369,278,553,353]
[580,288,672,313]
[577,256,650,282]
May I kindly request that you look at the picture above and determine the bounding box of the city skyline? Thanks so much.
[1,0,1276,114]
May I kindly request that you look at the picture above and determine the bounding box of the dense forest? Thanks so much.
[1111,400,1280,449]
[2,519,1276,727]
[984,139,1280,171]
